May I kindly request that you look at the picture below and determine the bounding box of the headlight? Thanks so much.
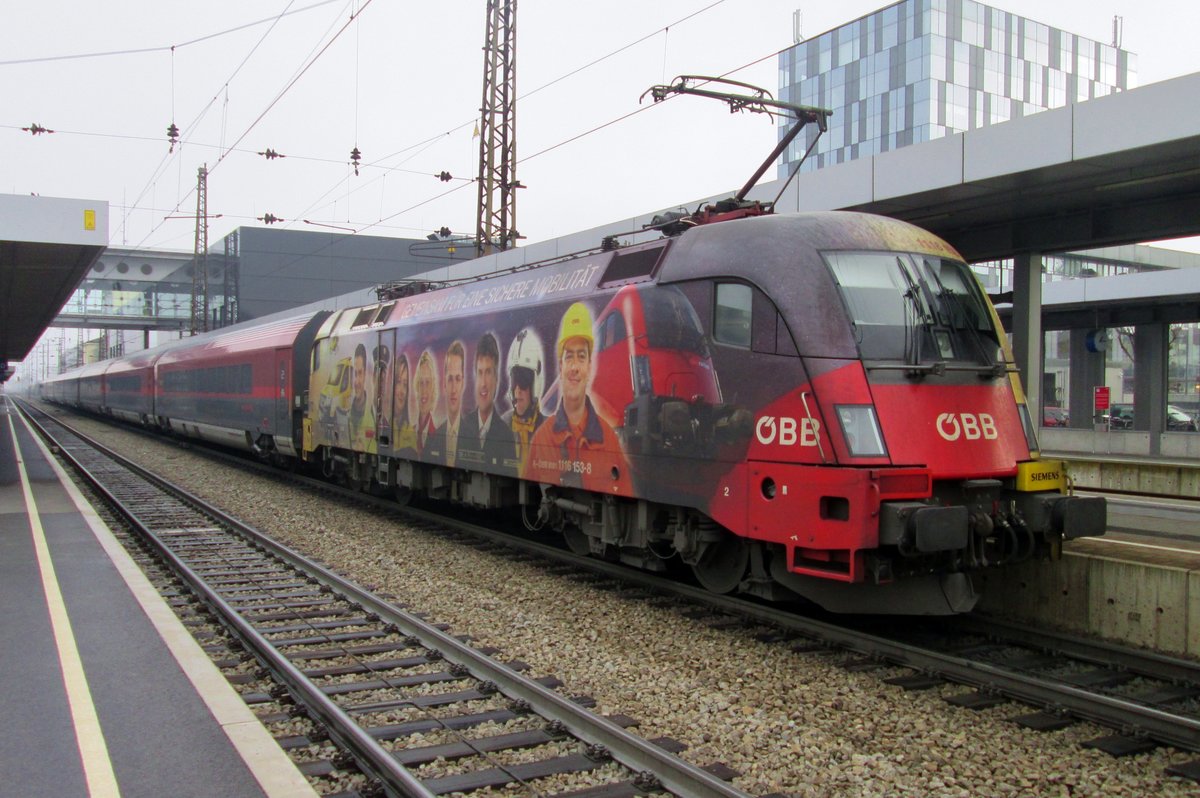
[836,405,887,457]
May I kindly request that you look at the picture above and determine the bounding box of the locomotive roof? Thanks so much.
[657,211,962,287]
[321,242,656,333]
[657,211,965,360]
[316,212,960,339]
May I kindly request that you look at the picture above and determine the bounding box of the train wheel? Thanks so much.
[563,525,591,556]
[691,534,749,594]
[395,485,413,506]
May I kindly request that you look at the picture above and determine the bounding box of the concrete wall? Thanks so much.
[1052,451,1200,497]
[977,550,1199,656]
[1042,428,1200,464]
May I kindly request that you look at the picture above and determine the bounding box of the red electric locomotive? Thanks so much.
[41,210,1104,615]
[296,210,1104,614]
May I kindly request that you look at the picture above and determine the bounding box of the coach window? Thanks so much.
[714,283,752,348]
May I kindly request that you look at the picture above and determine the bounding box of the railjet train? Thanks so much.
[42,210,1105,614]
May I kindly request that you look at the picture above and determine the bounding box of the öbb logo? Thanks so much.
[936,412,998,441]
[756,416,821,447]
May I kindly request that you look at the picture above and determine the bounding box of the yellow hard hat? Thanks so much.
[557,302,594,358]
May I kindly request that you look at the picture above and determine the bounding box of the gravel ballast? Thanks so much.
[60,411,1199,797]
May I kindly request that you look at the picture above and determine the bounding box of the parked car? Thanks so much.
[1042,406,1069,427]
[1105,403,1134,429]
[1103,403,1197,431]
[1168,405,1198,432]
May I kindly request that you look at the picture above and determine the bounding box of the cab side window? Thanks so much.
[714,283,752,348]
[713,281,798,356]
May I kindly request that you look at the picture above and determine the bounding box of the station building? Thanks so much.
[777,0,1136,175]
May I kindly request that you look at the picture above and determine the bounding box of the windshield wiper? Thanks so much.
[896,259,936,375]
[922,262,1006,379]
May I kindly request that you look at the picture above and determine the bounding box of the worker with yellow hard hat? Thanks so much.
[523,301,633,494]
[556,301,594,358]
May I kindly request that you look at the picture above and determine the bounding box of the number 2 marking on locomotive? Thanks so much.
[723,486,730,497]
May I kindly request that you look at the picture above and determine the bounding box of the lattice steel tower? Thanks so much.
[475,0,519,258]
[190,164,209,335]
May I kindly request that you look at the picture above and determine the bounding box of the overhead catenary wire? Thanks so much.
[291,47,796,276]
[285,1,736,237]
[0,121,467,180]
[122,0,381,258]
[78,1,737,250]
[281,126,458,235]
[222,46,791,281]
[125,0,362,253]
[122,0,336,251]
[209,0,372,177]
[14,2,777,262]
[227,54,779,260]
[0,0,344,66]
[518,47,786,166]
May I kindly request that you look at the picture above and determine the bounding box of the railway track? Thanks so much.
[27,401,1200,786]
[19,400,752,798]
[518,560,1200,783]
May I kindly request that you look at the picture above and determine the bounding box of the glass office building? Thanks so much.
[778,0,1137,175]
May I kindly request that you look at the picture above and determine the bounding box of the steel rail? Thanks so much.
[20,404,434,798]
[361,506,1200,754]
[21,401,754,798]
[951,615,1200,685]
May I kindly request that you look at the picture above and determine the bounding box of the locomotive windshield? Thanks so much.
[824,251,1002,367]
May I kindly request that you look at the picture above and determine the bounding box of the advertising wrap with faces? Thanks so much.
[308,283,758,508]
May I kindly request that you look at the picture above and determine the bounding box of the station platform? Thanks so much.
[976,486,1200,657]
[0,399,315,798]
[1048,448,1200,500]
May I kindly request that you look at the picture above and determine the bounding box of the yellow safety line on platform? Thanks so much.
[6,409,121,798]
[15,404,319,798]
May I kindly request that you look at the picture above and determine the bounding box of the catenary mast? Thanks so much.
[190,164,209,335]
[475,0,520,258]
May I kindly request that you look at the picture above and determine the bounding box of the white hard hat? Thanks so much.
[507,328,544,401]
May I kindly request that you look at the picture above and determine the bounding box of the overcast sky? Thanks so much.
[3,0,1198,254]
